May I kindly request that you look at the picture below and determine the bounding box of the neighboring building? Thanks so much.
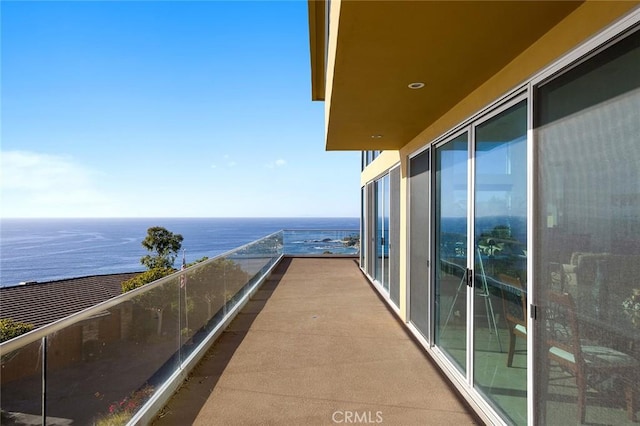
[0,272,139,328]
[0,273,141,385]
[308,1,640,425]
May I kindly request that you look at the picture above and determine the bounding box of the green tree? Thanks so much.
[118,227,183,337]
[0,318,34,343]
[140,226,183,270]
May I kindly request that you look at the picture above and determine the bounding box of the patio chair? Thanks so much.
[545,290,638,423]
[499,273,526,367]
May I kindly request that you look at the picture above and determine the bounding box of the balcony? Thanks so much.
[1,231,475,425]
[153,256,475,424]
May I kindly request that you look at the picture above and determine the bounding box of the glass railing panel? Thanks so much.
[178,231,283,363]
[283,230,360,256]
[1,230,283,424]
[178,258,227,359]
[1,339,42,423]
[240,235,280,279]
[225,254,251,312]
[44,277,181,425]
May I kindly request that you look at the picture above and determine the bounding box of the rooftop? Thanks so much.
[153,257,477,425]
[0,272,140,328]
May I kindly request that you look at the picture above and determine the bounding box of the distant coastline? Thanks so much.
[0,217,359,287]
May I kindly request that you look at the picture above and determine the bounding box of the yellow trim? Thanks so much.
[360,151,400,187]
[307,0,326,101]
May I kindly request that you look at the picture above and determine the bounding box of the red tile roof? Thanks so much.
[0,272,142,328]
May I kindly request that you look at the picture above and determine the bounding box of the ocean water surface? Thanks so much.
[0,218,359,287]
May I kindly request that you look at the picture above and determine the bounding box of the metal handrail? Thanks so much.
[0,228,358,425]
[0,230,284,355]
[0,229,358,354]
[282,228,359,231]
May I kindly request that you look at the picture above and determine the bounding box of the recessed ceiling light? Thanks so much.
[408,82,425,89]
[371,135,383,139]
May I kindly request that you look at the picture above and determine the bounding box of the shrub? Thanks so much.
[96,385,154,426]
[121,268,174,293]
[0,318,35,343]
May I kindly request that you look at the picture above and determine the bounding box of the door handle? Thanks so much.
[466,268,473,288]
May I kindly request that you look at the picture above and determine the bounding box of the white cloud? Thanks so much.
[217,154,237,167]
[1,151,89,191]
[265,158,286,169]
[0,150,115,217]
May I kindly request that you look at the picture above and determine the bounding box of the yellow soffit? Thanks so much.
[308,0,326,101]
[325,0,583,151]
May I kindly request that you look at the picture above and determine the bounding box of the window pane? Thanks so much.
[390,167,401,305]
[409,150,431,337]
[535,29,640,425]
[435,133,469,373]
[473,100,528,425]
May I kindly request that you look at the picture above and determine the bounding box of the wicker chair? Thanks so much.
[545,290,638,423]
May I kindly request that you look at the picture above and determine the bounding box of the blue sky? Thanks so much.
[1,1,360,218]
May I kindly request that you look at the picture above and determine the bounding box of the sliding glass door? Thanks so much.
[473,99,528,424]
[409,150,431,338]
[535,28,640,425]
[431,98,528,423]
[374,175,390,291]
[434,132,469,373]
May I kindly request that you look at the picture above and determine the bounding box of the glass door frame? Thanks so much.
[362,173,392,294]
[470,93,529,424]
[364,181,376,278]
[374,174,390,292]
[527,15,640,426]
[407,146,433,343]
[427,90,531,424]
[432,127,472,375]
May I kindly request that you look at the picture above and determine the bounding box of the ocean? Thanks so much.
[0,217,359,287]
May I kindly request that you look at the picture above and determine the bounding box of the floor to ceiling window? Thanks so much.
[389,167,401,306]
[363,174,393,295]
[473,98,528,425]
[365,182,375,276]
[535,27,640,425]
[434,131,469,374]
[375,175,390,292]
[365,16,639,426]
[409,150,431,338]
[431,97,528,423]
[360,187,365,268]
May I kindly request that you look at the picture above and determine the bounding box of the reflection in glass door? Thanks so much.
[473,99,527,424]
[409,150,431,338]
[434,132,469,373]
[360,187,365,268]
[432,99,528,424]
[374,175,390,291]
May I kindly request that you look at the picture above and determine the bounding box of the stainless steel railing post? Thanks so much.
[41,336,47,426]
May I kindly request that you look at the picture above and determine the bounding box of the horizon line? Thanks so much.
[0,216,360,220]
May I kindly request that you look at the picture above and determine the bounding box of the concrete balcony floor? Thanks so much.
[153,257,478,425]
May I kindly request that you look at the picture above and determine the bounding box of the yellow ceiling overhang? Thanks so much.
[308,0,326,101]
[316,0,583,151]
